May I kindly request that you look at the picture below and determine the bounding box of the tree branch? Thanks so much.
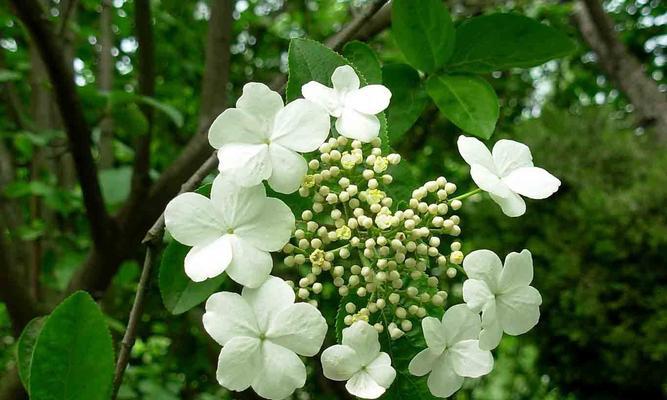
[574,0,667,141]
[98,0,115,169]
[10,0,116,248]
[325,0,389,51]
[129,0,156,198]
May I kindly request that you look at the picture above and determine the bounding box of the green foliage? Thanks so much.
[391,0,455,73]
[99,166,133,207]
[286,38,350,102]
[29,291,114,400]
[343,41,382,84]
[17,316,47,391]
[426,74,499,139]
[382,63,429,145]
[158,240,226,315]
[447,14,577,73]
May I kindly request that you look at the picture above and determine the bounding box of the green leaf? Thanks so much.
[159,239,226,315]
[29,291,114,400]
[391,0,455,73]
[382,64,429,145]
[99,166,133,206]
[426,73,499,139]
[0,69,21,82]
[286,38,389,147]
[17,316,47,392]
[286,38,349,102]
[343,41,382,84]
[137,95,184,128]
[447,13,577,73]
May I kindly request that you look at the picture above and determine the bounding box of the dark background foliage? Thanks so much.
[1,0,665,399]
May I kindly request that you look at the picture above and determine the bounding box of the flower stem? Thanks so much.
[449,188,481,202]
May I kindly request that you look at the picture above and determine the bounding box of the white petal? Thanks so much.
[470,164,512,198]
[492,139,533,177]
[502,167,561,199]
[345,370,386,399]
[236,82,284,123]
[342,321,381,366]
[479,301,503,351]
[457,135,496,173]
[321,344,362,381]
[251,341,306,400]
[489,191,526,217]
[497,286,542,336]
[408,348,442,377]
[271,99,331,152]
[210,174,267,228]
[426,356,464,398]
[164,192,225,246]
[266,303,327,356]
[442,304,482,346]
[203,291,259,346]
[462,250,502,292]
[217,143,271,188]
[498,249,534,293]
[366,353,396,389]
[224,236,272,288]
[215,337,261,392]
[208,108,265,149]
[421,317,447,350]
[448,340,494,378]
[335,108,380,142]
[266,144,308,194]
[242,276,295,332]
[229,184,295,250]
[331,65,360,93]
[301,81,341,116]
[462,279,494,313]
[346,85,391,115]
[184,236,232,282]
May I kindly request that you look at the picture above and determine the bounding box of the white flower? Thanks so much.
[457,135,561,217]
[408,304,494,398]
[302,65,391,142]
[208,82,330,194]
[203,276,328,400]
[321,321,396,399]
[164,175,294,287]
[462,249,542,351]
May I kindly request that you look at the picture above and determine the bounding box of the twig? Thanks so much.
[110,153,217,398]
[325,0,390,51]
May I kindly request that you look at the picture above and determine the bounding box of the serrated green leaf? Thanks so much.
[29,291,114,400]
[426,73,499,139]
[382,64,428,145]
[447,13,577,73]
[17,316,47,393]
[286,38,350,102]
[286,38,389,147]
[343,41,382,84]
[392,0,455,73]
[158,239,226,315]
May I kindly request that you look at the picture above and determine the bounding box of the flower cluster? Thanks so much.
[164,64,559,399]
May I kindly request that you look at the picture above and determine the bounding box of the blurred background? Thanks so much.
[1,0,666,399]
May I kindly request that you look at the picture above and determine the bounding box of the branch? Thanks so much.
[97,0,115,169]
[10,0,116,248]
[574,0,667,141]
[325,0,389,51]
[129,0,156,196]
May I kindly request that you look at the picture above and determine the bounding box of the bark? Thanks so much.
[574,0,667,141]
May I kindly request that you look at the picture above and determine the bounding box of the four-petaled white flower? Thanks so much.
[321,321,396,399]
[409,304,494,398]
[302,65,391,142]
[208,82,330,194]
[164,175,294,287]
[203,276,328,400]
[457,135,561,217]
[462,249,542,351]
